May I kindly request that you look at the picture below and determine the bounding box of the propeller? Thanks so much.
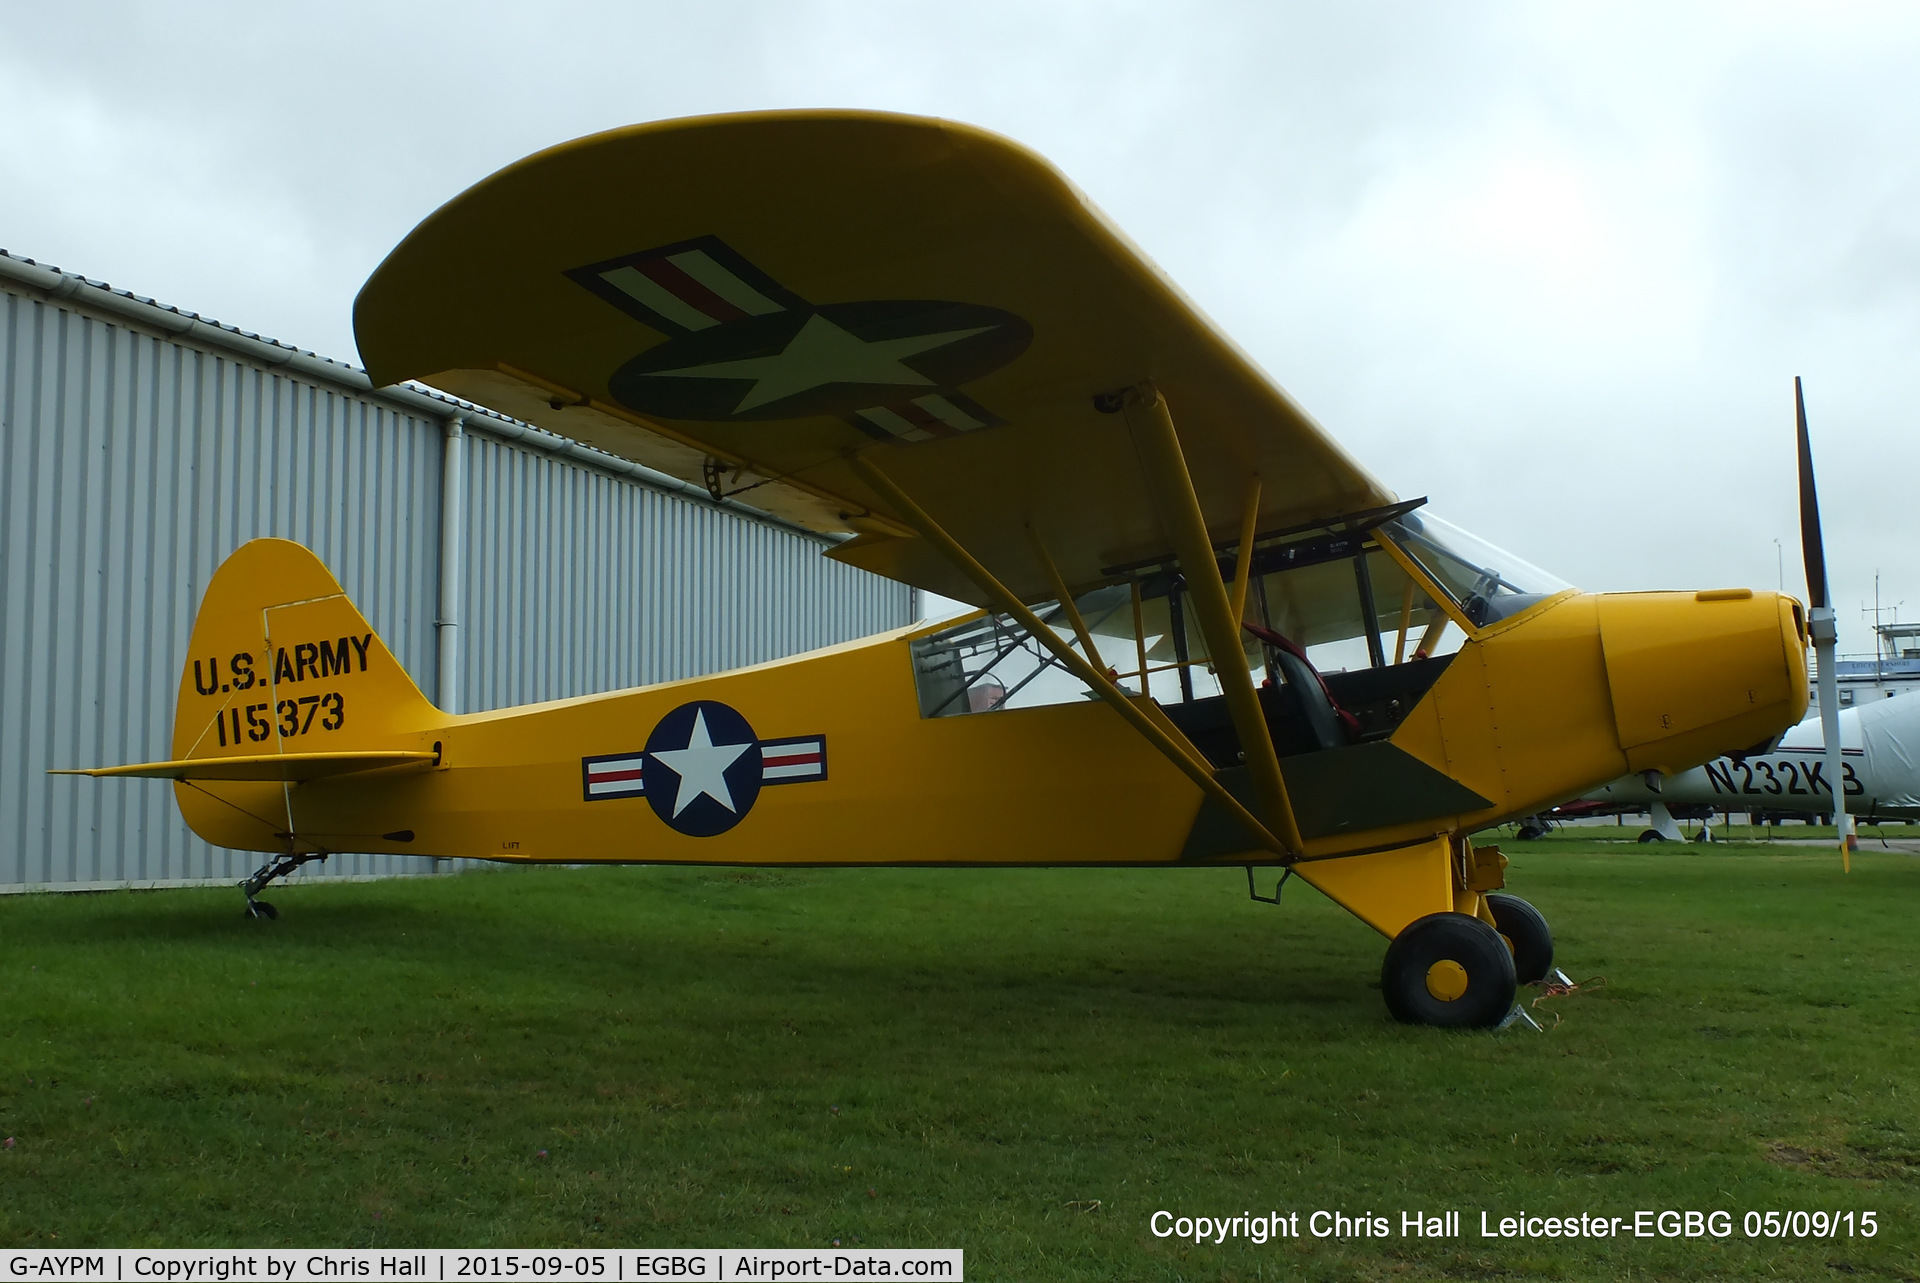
[1796,376,1852,870]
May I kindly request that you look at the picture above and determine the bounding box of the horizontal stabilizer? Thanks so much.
[51,750,437,782]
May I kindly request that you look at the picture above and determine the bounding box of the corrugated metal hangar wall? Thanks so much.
[0,251,913,891]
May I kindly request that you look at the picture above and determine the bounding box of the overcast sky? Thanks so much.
[4,2,1916,646]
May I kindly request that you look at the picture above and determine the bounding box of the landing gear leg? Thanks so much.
[1291,834,1521,1027]
[1638,800,1685,843]
[240,850,326,920]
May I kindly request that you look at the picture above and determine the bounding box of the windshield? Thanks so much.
[1377,511,1571,628]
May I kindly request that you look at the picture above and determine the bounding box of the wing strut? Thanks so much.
[846,450,1288,858]
[1026,524,1105,668]
[1229,477,1262,624]
[1120,384,1309,858]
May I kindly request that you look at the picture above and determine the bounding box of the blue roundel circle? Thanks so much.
[642,700,763,837]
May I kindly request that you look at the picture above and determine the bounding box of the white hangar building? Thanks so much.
[0,250,913,892]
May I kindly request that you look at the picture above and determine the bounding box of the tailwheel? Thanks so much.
[1484,892,1553,985]
[238,849,326,919]
[1382,912,1516,1028]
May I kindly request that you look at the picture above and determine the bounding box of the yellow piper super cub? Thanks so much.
[61,112,1809,1027]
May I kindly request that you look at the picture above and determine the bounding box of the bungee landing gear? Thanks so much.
[1276,832,1557,1028]
[1374,841,1556,1028]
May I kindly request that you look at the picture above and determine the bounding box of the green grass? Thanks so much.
[2,845,1916,1280]
[1508,820,1920,844]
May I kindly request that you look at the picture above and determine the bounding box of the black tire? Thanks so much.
[1637,829,1665,843]
[246,900,278,920]
[1381,912,1517,1028]
[1485,893,1553,985]
[1515,824,1547,841]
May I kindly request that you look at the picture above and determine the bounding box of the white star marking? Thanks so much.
[650,709,753,818]
[642,313,994,412]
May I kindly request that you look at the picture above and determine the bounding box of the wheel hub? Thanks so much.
[1424,959,1469,1001]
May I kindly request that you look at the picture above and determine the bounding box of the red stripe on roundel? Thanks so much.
[911,394,984,431]
[593,768,645,783]
[892,401,959,438]
[763,752,821,766]
[635,258,750,323]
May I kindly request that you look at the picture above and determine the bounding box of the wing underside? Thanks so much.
[354,110,1395,606]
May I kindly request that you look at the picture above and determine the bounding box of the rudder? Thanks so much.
[174,538,443,763]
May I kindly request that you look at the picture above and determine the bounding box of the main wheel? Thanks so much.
[245,900,278,920]
[1381,912,1517,1028]
[1637,829,1665,843]
[1485,893,1553,985]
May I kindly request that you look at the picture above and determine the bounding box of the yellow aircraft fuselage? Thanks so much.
[155,537,1807,945]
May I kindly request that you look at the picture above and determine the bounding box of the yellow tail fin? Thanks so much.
[50,539,450,853]
[172,538,444,763]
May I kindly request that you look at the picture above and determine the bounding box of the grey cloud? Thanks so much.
[2,0,1915,636]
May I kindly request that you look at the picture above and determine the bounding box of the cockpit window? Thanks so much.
[911,586,1138,718]
[908,506,1570,719]
[1376,511,1570,628]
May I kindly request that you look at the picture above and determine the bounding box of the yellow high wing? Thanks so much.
[353,110,1395,610]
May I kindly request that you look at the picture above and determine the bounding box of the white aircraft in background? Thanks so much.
[1564,694,1920,841]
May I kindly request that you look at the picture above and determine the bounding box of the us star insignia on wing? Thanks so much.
[565,236,1031,441]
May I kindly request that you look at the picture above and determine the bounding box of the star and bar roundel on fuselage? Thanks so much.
[565,236,1031,443]
[580,699,828,837]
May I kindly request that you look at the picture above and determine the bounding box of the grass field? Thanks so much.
[1550,818,1920,844]
[2,839,1916,1280]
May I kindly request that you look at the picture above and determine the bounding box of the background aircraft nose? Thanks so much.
[1596,589,1808,776]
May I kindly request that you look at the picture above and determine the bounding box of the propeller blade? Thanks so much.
[1796,376,1829,610]
[1796,376,1853,869]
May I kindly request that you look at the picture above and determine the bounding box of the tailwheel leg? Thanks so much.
[1484,892,1554,986]
[1381,912,1517,1028]
[240,850,326,920]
